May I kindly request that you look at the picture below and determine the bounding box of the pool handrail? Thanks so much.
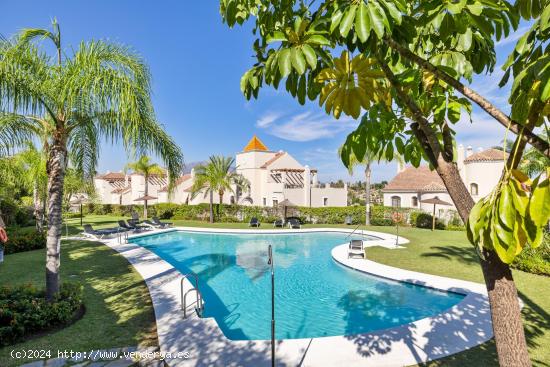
[181,273,203,318]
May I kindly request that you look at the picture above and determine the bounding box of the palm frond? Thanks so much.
[0,112,40,156]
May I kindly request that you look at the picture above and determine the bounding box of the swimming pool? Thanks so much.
[131,230,464,341]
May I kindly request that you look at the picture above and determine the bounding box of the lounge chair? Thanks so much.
[273,219,284,228]
[127,219,150,232]
[345,215,353,225]
[153,216,173,228]
[82,224,121,240]
[287,218,301,229]
[131,212,141,223]
[249,217,260,227]
[142,219,161,228]
[348,239,365,258]
[118,220,138,232]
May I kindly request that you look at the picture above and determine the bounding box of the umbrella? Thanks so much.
[70,195,88,226]
[134,195,157,219]
[277,199,296,220]
[420,196,452,231]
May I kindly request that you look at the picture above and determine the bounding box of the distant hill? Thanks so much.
[183,161,205,174]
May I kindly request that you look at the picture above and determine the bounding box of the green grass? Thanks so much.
[3,215,548,366]
[0,237,157,367]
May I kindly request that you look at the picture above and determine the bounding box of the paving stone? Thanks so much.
[20,361,45,367]
[45,358,67,367]
[103,359,134,367]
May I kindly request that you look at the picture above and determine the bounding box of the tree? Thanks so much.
[0,20,184,300]
[520,133,550,177]
[339,144,401,225]
[126,156,165,219]
[233,173,251,204]
[219,1,550,364]
[191,156,237,223]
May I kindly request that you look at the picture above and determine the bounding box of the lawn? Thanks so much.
[0,235,157,366]
[1,215,548,366]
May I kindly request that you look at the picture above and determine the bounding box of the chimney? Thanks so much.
[466,146,473,158]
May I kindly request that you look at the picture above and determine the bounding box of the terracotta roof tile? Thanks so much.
[383,166,446,192]
[464,148,508,163]
[159,174,192,192]
[260,152,285,169]
[97,172,125,180]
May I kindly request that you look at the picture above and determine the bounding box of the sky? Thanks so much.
[0,0,523,183]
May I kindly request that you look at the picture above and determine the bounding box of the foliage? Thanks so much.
[3,230,46,255]
[0,282,83,347]
[415,212,446,230]
[467,168,550,264]
[0,199,34,227]
[511,231,550,276]
[520,133,550,177]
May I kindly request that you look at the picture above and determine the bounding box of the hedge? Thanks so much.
[0,282,83,346]
[2,230,46,255]
[78,203,424,226]
[511,232,550,276]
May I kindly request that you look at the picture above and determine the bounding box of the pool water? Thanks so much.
[131,230,464,341]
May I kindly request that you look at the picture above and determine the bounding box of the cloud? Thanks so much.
[255,110,357,142]
[495,26,531,48]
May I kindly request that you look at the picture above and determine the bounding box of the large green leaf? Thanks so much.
[340,5,358,37]
[542,4,550,31]
[380,0,402,24]
[529,175,550,226]
[498,185,516,230]
[355,3,371,42]
[301,44,317,70]
[266,31,287,44]
[368,3,385,38]
[305,35,331,45]
[278,48,292,77]
[291,47,306,75]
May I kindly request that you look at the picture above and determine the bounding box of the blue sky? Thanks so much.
[0,1,522,182]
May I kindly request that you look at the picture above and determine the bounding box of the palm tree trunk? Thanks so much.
[144,174,149,219]
[33,182,43,232]
[45,138,67,301]
[219,192,224,220]
[365,163,371,226]
[378,58,531,366]
[209,191,214,223]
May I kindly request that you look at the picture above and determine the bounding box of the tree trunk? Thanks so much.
[33,183,43,232]
[45,138,67,301]
[365,163,371,226]
[144,174,149,219]
[209,191,214,223]
[219,192,224,220]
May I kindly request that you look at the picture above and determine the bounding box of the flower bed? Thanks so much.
[0,282,84,346]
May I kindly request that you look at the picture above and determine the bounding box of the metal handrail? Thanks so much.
[182,288,203,318]
[345,224,362,240]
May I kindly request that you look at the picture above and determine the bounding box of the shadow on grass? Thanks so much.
[421,245,480,266]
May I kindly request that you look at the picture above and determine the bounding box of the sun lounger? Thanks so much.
[249,217,260,227]
[82,224,121,240]
[348,239,365,258]
[287,218,301,229]
[345,215,353,225]
[273,219,284,228]
[152,216,173,228]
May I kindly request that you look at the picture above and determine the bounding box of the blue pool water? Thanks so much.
[131,230,464,341]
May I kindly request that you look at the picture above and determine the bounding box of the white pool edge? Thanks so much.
[102,227,494,367]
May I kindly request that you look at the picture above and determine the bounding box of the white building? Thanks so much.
[382,145,507,217]
[95,136,348,208]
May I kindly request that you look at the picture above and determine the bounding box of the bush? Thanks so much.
[415,212,446,230]
[0,282,84,346]
[512,232,550,276]
[3,230,46,255]
[370,218,393,226]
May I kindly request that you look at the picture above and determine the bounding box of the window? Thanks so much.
[411,197,418,207]
[272,199,278,207]
[262,197,267,206]
[470,183,479,196]
[323,197,328,206]
[391,196,401,208]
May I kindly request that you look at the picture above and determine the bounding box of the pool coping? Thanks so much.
[103,226,493,366]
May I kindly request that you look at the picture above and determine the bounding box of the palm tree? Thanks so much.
[126,156,165,218]
[233,173,251,204]
[191,156,237,223]
[339,146,401,225]
[520,133,550,177]
[0,20,183,300]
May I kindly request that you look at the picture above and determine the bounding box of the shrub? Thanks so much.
[3,230,46,255]
[511,232,550,276]
[370,218,393,226]
[0,282,83,346]
[415,212,446,230]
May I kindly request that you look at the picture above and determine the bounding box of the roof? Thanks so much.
[97,172,125,180]
[464,148,508,163]
[158,174,192,192]
[260,151,285,168]
[111,186,131,195]
[243,135,269,152]
[383,166,447,192]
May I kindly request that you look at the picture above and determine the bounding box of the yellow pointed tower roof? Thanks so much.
[243,135,269,152]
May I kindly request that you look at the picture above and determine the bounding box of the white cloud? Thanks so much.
[256,110,357,142]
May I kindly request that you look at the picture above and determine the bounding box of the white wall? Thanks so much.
[464,161,504,201]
